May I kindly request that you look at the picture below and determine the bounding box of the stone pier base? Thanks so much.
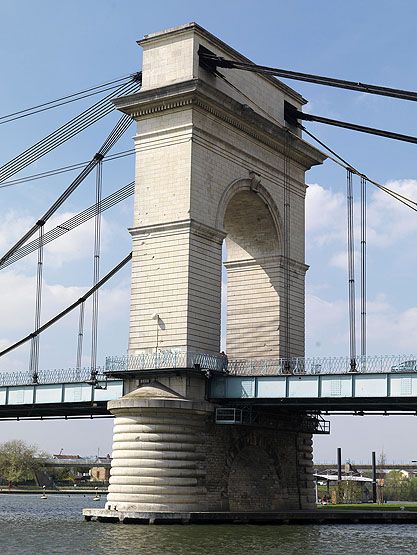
[92,380,316,520]
[83,508,417,525]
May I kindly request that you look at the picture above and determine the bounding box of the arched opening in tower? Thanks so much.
[221,189,282,359]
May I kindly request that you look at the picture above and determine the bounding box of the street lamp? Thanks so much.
[151,313,160,355]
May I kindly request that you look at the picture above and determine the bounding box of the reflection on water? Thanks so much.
[0,495,417,555]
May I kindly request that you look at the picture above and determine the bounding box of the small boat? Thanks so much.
[93,494,101,501]
[40,493,47,500]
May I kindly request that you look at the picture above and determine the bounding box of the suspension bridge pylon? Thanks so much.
[85,22,326,522]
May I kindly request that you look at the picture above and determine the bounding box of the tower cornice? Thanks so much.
[113,79,326,170]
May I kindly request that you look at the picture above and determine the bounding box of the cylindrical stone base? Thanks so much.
[105,384,213,513]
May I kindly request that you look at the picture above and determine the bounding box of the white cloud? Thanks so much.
[45,211,114,268]
[0,266,130,372]
[367,180,417,248]
[306,289,417,357]
[306,179,417,252]
[305,183,345,244]
[0,208,115,272]
[0,211,33,252]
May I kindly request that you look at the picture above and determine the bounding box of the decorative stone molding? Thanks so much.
[223,255,309,274]
[130,219,226,243]
[114,79,326,170]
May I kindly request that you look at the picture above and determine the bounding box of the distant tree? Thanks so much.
[384,470,408,501]
[0,440,45,484]
[335,481,363,503]
[378,449,387,467]
[407,477,417,501]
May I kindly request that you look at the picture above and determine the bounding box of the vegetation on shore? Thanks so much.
[0,440,107,488]
[0,440,45,484]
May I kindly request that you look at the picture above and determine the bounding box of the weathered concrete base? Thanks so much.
[83,508,417,525]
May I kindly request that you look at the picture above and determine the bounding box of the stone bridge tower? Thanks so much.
[96,23,325,521]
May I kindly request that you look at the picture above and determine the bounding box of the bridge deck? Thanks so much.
[0,378,123,419]
[2,353,417,418]
[210,372,417,411]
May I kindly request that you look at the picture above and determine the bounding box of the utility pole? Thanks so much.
[337,447,342,482]
[372,451,377,503]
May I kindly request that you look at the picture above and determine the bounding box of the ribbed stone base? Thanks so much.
[105,382,213,513]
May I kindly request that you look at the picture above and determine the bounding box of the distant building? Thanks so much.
[90,456,111,482]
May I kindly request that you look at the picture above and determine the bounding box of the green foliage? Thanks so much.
[384,471,417,501]
[335,481,363,503]
[47,466,75,483]
[0,440,44,484]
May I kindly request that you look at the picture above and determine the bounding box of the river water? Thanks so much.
[1,494,417,555]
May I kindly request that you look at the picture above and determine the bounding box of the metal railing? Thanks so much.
[106,352,417,376]
[105,351,228,373]
[0,366,107,387]
[1,353,416,388]
[227,354,417,376]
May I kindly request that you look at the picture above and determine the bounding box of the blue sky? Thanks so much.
[1,0,417,461]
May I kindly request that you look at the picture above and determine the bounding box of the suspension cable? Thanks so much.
[199,50,417,102]
[0,253,132,359]
[300,126,417,212]
[0,149,134,190]
[28,225,44,383]
[0,181,134,270]
[206,66,417,216]
[0,114,133,267]
[0,79,139,184]
[361,176,367,364]
[210,66,415,371]
[89,161,103,380]
[346,170,357,371]
[285,106,417,146]
[76,303,85,375]
[0,74,139,125]
[0,80,131,126]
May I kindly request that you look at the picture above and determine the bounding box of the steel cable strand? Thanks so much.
[89,161,103,380]
[0,80,138,180]
[29,225,44,383]
[0,182,134,269]
[0,80,139,183]
[199,52,417,102]
[360,176,367,365]
[0,78,132,125]
[346,170,357,371]
[0,81,138,181]
[0,75,132,123]
[212,70,417,214]
[0,114,134,267]
[0,103,113,182]
[0,95,112,181]
[0,149,134,189]
[0,253,133,360]
[300,126,417,212]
